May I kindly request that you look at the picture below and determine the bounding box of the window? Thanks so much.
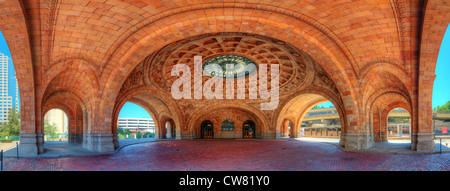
[221,119,235,131]
[203,55,256,78]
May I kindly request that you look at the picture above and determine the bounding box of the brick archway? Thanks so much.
[275,89,346,144]
[113,85,182,144]
[98,8,360,138]
[1,1,447,155]
[189,105,267,139]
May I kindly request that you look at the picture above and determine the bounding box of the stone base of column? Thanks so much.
[175,132,182,140]
[154,133,167,139]
[37,133,44,154]
[82,134,115,153]
[373,132,388,142]
[290,132,300,138]
[68,133,83,143]
[179,133,194,140]
[411,132,435,151]
[340,133,374,150]
[18,133,40,156]
[112,133,119,149]
[260,133,276,139]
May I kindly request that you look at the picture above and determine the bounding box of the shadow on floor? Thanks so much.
[296,137,450,154]
[2,138,159,158]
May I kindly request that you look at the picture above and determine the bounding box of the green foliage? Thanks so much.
[312,105,323,109]
[0,108,21,137]
[434,100,450,111]
[0,138,12,143]
[117,127,132,135]
[44,119,58,138]
[136,131,142,139]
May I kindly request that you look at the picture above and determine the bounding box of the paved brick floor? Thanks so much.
[2,139,450,171]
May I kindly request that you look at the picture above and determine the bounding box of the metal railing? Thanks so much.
[437,138,450,154]
[118,133,155,139]
[1,149,3,171]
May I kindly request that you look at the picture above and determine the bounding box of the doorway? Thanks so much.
[201,120,214,139]
[243,120,255,139]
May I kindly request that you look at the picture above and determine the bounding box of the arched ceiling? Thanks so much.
[48,0,407,75]
[147,32,315,99]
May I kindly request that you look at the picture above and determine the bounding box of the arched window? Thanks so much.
[221,119,235,131]
[44,109,69,141]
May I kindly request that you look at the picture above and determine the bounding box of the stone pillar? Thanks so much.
[37,133,44,154]
[180,133,194,140]
[261,132,276,139]
[112,133,119,149]
[290,131,299,138]
[341,133,374,150]
[411,132,434,151]
[18,133,39,156]
[82,134,115,152]
[166,122,173,138]
[69,133,84,143]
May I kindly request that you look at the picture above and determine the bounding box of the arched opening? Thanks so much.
[432,22,450,147]
[165,119,176,139]
[191,106,266,139]
[386,108,411,142]
[243,120,256,139]
[201,120,214,139]
[277,93,345,141]
[117,102,155,140]
[280,119,293,138]
[0,29,21,145]
[43,109,69,142]
[113,86,181,143]
[301,101,341,138]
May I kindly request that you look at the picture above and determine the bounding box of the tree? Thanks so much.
[0,108,21,137]
[434,101,450,111]
[44,119,58,139]
[117,127,132,135]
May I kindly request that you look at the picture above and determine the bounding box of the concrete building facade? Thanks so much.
[44,108,69,134]
[0,52,12,123]
[118,118,155,134]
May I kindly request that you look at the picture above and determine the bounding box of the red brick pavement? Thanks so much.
[2,139,450,171]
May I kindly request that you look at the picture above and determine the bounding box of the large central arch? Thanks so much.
[98,7,361,143]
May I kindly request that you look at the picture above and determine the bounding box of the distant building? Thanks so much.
[14,75,19,112]
[118,118,155,133]
[301,108,450,137]
[0,52,12,123]
[44,109,68,134]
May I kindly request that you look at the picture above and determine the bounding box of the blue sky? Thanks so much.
[0,30,19,111]
[119,102,152,119]
[433,26,450,109]
[1,25,449,118]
